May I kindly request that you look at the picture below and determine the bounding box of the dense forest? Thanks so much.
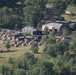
[0,0,76,29]
[0,0,76,75]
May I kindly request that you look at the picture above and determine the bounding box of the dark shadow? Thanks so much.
[0,50,18,53]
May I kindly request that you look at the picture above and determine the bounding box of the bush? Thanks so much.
[8,57,14,64]
[5,41,11,51]
[31,42,39,53]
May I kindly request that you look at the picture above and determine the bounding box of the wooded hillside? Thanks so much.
[0,0,76,29]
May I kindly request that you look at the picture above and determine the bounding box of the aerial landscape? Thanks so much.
[0,0,76,75]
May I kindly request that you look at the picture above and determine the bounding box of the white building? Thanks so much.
[42,22,63,31]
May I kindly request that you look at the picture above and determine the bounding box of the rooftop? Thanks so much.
[22,26,37,31]
[43,22,63,29]
[45,3,52,8]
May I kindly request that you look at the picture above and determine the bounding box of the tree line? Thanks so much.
[0,0,75,29]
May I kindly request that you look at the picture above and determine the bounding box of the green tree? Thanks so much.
[47,34,56,44]
[8,57,15,64]
[55,40,69,55]
[13,69,26,75]
[44,40,69,56]
[41,34,56,45]
[46,44,57,57]
[63,29,69,37]
[43,45,48,53]
[41,35,48,44]
[69,32,76,54]
[14,58,28,70]
[2,65,9,75]
[14,53,37,70]
[68,23,76,31]
[31,42,39,53]
[69,39,76,54]
[53,54,67,75]
[24,53,37,67]
[0,7,13,26]
[5,41,11,51]
[35,60,54,75]
[0,0,24,29]
[44,26,49,34]
[50,0,67,15]
[0,0,20,7]
[23,0,47,27]
[51,29,56,36]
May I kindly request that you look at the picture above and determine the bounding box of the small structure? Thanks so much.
[42,22,63,32]
[45,3,52,9]
[22,26,42,35]
[22,26,36,34]
[65,10,71,15]
[71,18,76,22]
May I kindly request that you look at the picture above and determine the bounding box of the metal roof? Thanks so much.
[26,36,33,39]
[43,22,63,29]
[22,26,37,31]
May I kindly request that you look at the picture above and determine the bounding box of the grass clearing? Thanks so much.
[0,44,54,74]
[61,5,76,21]
[0,44,44,66]
[0,44,31,73]
[0,44,31,64]
[67,5,76,14]
[0,44,32,74]
[61,14,72,21]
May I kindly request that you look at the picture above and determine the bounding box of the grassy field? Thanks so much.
[0,43,45,74]
[61,14,72,21]
[0,44,30,74]
[0,44,49,65]
[0,43,54,75]
[67,5,76,14]
[61,5,76,21]
[0,44,30,63]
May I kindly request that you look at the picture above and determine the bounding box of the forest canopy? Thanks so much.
[0,0,75,29]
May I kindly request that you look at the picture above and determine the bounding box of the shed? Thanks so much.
[71,18,76,22]
[42,22,63,31]
[22,26,42,35]
[22,26,35,33]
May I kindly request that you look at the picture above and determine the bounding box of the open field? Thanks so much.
[0,44,45,74]
[0,44,54,75]
[0,44,30,74]
[61,14,72,21]
[0,44,31,64]
[61,5,76,21]
[67,5,76,14]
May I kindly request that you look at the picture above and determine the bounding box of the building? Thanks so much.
[22,26,37,35]
[65,10,71,15]
[45,3,52,9]
[22,26,35,33]
[42,22,63,32]
[71,18,76,22]
[22,26,42,35]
